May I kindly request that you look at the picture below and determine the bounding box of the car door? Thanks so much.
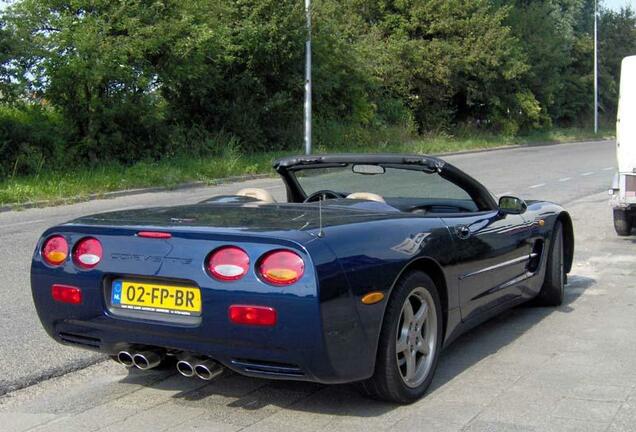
[442,210,534,323]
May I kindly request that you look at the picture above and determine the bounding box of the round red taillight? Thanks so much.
[42,235,69,266]
[258,250,305,286]
[207,246,250,281]
[72,237,103,269]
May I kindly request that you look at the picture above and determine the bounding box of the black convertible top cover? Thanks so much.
[274,153,445,172]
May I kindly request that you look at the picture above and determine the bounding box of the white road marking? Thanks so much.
[528,183,546,189]
[559,177,572,182]
[499,191,513,196]
[581,172,595,176]
[603,167,615,171]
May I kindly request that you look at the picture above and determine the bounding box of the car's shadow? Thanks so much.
[119,274,595,418]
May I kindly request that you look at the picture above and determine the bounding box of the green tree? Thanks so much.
[5,0,209,162]
[0,0,635,180]
[341,0,532,133]
[158,0,306,150]
[0,15,28,103]
[499,0,598,125]
[599,7,636,118]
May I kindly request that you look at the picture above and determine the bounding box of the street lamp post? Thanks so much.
[594,0,599,134]
[304,0,312,155]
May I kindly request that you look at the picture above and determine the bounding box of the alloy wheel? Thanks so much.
[395,287,438,388]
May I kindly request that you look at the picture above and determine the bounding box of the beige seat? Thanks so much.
[346,192,386,203]
[236,188,276,203]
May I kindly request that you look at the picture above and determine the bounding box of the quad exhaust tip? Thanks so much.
[117,349,164,370]
[176,357,223,381]
[194,359,223,381]
[117,351,134,368]
[176,359,195,378]
[133,350,163,370]
[117,349,222,380]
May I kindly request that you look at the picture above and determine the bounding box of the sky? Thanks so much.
[605,0,636,10]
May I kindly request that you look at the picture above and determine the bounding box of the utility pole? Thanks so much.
[304,0,312,155]
[594,0,599,134]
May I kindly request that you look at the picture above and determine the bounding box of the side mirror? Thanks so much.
[499,196,527,215]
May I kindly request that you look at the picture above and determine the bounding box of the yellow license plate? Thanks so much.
[111,280,201,316]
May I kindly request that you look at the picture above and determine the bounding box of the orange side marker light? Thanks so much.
[361,292,385,305]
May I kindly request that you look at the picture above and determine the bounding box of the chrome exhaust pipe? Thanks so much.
[176,359,195,377]
[193,359,223,381]
[132,350,164,370]
[117,351,134,368]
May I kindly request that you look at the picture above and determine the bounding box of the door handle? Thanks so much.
[456,225,471,239]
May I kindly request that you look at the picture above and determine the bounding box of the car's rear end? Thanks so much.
[30,205,360,383]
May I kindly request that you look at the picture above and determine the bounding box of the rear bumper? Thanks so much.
[50,317,323,381]
[31,272,372,385]
[610,173,636,208]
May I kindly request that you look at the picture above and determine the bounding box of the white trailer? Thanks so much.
[610,56,636,236]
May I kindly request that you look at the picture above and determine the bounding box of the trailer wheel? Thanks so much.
[613,209,633,236]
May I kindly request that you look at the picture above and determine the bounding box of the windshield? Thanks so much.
[292,165,472,200]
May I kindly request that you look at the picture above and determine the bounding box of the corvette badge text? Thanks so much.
[110,253,193,265]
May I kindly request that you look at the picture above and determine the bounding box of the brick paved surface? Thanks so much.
[2,187,635,432]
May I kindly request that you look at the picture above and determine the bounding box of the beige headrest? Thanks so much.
[236,188,276,203]
[346,192,386,203]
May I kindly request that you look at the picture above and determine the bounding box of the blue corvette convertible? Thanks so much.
[31,154,573,403]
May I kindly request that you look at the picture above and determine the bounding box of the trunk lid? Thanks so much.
[67,202,401,238]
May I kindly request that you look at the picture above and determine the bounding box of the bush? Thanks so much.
[0,105,69,178]
[0,0,632,182]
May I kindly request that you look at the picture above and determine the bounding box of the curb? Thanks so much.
[0,355,105,397]
[0,173,271,213]
[434,144,520,157]
[0,139,614,213]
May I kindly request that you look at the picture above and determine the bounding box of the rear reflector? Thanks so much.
[42,235,69,266]
[137,231,172,239]
[52,284,82,304]
[229,305,277,326]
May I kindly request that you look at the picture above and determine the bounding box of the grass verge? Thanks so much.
[0,127,614,207]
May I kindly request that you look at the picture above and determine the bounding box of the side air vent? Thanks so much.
[528,240,544,272]
[58,332,102,348]
[231,358,304,377]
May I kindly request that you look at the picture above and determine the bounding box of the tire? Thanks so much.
[359,271,443,404]
[613,209,633,236]
[536,221,565,306]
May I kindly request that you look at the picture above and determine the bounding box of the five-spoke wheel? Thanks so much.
[395,287,438,388]
[360,271,442,403]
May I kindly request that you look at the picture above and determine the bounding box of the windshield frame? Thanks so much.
[274,154,498,211]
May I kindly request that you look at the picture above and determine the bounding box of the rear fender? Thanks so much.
[317,218,454,380]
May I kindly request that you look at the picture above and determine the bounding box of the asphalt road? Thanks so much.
[2,139,632,432]
[0,140,615,394]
